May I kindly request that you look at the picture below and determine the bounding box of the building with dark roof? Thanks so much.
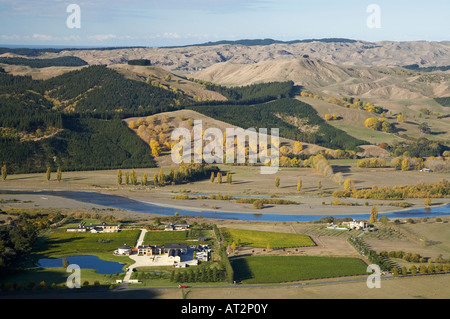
[164,243,188,254]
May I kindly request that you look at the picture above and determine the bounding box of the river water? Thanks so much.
[1,189,449,222]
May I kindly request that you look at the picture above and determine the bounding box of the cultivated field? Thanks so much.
[221,228,315,248]
[230,255,368,283]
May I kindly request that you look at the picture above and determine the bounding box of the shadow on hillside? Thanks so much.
[331,165,351,173]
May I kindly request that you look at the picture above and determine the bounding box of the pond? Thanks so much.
[36,255,126,274]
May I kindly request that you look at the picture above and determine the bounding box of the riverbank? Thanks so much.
[1,188,449,222]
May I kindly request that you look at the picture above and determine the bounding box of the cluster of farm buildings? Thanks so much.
[67,222,209,265]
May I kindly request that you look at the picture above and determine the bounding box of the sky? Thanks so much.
[0,0,449,48]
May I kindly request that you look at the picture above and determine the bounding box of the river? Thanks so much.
[1,189,449,222]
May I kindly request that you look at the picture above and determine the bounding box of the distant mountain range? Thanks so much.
[162,38,359,48]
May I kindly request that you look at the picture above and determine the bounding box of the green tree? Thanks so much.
[153,173,159,186]
[381,121,393,133]
[392,267,399,277]
[210,172,215,183]
[401,266,407,276]
[61,257,69,269]
[46,167,51,181]
[125,171,130,184]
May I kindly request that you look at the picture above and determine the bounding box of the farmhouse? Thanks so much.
[67,221,120,233]
[165,224,191,231]
[342,219,368,230]
[137,245,163,256]
[164,243,189,254]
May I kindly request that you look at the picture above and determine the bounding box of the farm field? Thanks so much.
[142,228,212,246]
[33,228,141,259]
[221,228,315,248]
[184,274,450,299]
[231,255,368,283]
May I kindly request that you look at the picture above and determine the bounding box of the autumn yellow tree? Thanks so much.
[293,141,303,154]
[370,205,378,223]
[117,169,122,185]
[130,169,138,185]
[56,167,62,182]
[159,168,165,186]
[401,158,410,171]
[343,178,355,190]
[297,178,302,192]
[150,139,161,157]
[364,118,381,131]
[46,167,51,181]
[397,113,406,123]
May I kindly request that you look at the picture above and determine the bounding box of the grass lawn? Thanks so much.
[221,228,315,248]
[231,256,368,284]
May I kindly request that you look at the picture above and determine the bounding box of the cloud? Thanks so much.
[162,32,181,39]
[87,34,117,41]
[32,33,58,41]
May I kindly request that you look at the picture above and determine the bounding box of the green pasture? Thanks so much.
[221,228,315,248]
[231,255,368,283]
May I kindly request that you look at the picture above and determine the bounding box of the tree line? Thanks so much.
[0,56,88,68]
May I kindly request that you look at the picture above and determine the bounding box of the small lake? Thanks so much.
[1,189,450,222]
[37,255,125,274]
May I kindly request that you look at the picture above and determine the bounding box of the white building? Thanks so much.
[342,219,368,230]
[116,244,132,255]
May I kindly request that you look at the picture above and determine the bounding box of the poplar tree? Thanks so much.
[131,169,137,185]
[56,167,62,182]
[275,176,280,188]
[159,168,165,186]
[216,172,222,184]
[46,167,51,181]
[297,178,302,192]
[142,173,148,186]
[117,169,122,185]
[1,165,7,181]
[370,205,378,223]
